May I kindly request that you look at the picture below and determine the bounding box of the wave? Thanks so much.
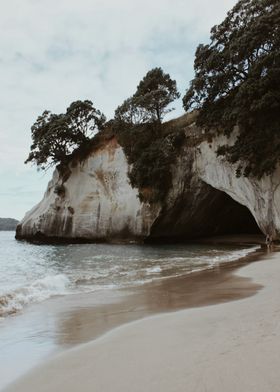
[135,245,261,283]
[145,266,162,274]
[208,245,260,266]
[0,274,70,317]
[0,245,260,318]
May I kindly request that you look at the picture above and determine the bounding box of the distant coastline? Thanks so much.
[0,218,19,231]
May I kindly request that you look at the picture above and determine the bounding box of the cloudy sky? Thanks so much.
[0,0,237,219]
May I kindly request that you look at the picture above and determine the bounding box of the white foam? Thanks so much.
[208,245,260,267]
[0,245,260,318]
[145,266,162,274]
[0,274,70,317]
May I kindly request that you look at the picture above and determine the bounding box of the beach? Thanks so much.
[2,0,279,391]
[0,232,263,389]
[3,246,280,391]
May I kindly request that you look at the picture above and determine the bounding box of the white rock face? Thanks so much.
[18,128,280,242]
[18,138,158,241]
[195,131,280,239]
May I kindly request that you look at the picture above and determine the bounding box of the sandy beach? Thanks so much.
[3,247,280,392]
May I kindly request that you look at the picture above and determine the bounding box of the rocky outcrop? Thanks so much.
[17,125,273,243]
[149,144,261,241]
[16,137,159,243]
[195,129,280,239]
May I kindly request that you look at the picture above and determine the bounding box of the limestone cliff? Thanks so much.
[195,130,280,239]
[16,137,159,242]
[17,122,274,243]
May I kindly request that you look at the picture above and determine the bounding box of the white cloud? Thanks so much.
[0,0,237,218]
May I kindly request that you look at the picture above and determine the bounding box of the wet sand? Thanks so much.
[54,249,264,346]
[4,242,278,391]
[0,240,264,390]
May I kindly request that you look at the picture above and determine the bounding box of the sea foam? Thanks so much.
[0,274,70,317]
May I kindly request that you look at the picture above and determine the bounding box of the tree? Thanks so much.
[134,67,180,123]
[66,100,106,138]
[115,67,180,125]
[183,0,280,178]
[25,100,106,170]
[114,97,150,126]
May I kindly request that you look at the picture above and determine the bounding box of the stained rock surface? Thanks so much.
[17,127,271,243]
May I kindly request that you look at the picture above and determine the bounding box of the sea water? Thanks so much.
[0,231,260,389]
[0,231,259,318]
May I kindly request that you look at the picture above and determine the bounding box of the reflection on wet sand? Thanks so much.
[0,248,267,390]
[56,251,264,347]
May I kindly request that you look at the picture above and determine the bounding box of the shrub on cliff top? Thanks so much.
[113,68,183,202]
[115,121,185,202]
[115,67,180,125]
[25,100,106,170]
[183,0,280,178]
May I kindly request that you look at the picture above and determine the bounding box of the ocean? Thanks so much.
[0,231,260,389]
[0,231,259,318]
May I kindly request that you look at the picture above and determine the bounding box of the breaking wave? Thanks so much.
[0,274,70,317]
[0,230,261,318]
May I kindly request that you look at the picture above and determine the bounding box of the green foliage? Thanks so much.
[25,100,106,170]
[114,97,150,126]
[115,67,180,125]
[113,68,182,202]
[183,0,280,177]
[113,121,185,203]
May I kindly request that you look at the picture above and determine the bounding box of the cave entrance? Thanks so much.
[148,183,263,243]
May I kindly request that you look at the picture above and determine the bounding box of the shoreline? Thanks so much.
[1,239,273,391]
[4,247,280,392]
[47,245,264,347]
[14,233,266,246]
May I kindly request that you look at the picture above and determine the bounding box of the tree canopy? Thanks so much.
[183,0,280,178]
[115,67,180,125]
[25,100,106,170]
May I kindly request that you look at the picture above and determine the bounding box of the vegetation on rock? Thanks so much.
[25,100,106,170]
[25,67,182,202]
[115,67,180,125]
[183,0,280,178]
[114,121,185,202]
[113,68,182,202]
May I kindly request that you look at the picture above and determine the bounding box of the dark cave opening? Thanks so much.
[148,183,262,243]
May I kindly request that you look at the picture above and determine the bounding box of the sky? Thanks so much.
[0,0,237,219]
